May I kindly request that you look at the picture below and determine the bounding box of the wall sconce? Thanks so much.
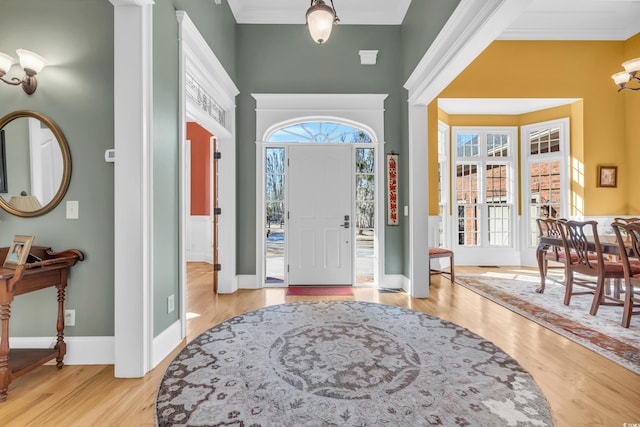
[611,57,640,92]
[0,49,48,95]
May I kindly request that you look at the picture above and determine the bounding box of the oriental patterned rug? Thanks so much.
[156,301,553,426]
[456,272,640,375]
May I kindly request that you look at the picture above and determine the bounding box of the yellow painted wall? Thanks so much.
[624,33,640,213]
[429,39,639,216]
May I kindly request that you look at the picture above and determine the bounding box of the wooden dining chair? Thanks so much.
[536,217,567,283]
[614,217,640,225]
[557,220,626,310]
[611,221,640,327]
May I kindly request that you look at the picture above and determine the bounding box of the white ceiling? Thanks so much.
[227,0,640,115]
[227,0,640,40]
[438,98,580,115]
[498,0,640,41]
[227,0,412,25]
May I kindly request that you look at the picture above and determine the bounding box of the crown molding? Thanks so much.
[109,0,154,6]
[404,0,531,105]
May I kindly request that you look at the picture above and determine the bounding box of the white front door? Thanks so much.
[288,145,352,285]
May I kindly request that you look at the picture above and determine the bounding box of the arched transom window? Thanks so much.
[268,121,373,143]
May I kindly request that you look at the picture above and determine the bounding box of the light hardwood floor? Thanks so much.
[2,264,640,426]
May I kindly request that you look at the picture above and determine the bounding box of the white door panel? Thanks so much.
[289,145,352,285]
[29,118,63,206]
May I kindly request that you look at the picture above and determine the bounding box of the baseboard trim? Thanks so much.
[152,320,183,368]
[381,274,408,290]
[237,274,259,290]
[11,321,185,368]
[11,336,115,365]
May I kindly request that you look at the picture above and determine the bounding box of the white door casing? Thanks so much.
[288,145,353,285]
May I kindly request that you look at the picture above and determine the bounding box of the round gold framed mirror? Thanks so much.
[0,110,71,217]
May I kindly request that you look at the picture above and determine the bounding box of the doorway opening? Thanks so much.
[264,122,375,286]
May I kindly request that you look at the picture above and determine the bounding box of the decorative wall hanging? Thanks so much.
[387,153,398,225]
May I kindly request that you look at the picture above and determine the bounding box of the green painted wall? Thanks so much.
[401,0,461,81]
[173,0,237,80]
[1,0,458,341]
[3,119,30,196]
[0,0,114,336]
[235,24,405,274]
[152,1,181,335]
[399,0,461,274]
[153,0,237,334]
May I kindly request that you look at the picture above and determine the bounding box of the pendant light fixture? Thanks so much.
[306,0,339,44]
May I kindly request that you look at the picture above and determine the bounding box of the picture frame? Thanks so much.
[598,165,617,188]
[3,235,34,269]
[0,129,7,193]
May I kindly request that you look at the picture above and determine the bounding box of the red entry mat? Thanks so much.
[286,286,354,296]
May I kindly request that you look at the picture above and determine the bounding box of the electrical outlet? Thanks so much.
[167,294,175,313]
[64,309,76,326]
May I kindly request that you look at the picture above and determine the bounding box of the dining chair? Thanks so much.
[557,220,625,310]
[429,247,455,284]
[536,217,566,284]
[611,220,640,327]
[614,217,640,225]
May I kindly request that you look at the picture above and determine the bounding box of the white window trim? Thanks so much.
[520,118,570,264]
[451,126,519,265]
[437,120,450,248]
[253,94,387,289]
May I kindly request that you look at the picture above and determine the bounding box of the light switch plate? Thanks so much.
[66,201,79,219]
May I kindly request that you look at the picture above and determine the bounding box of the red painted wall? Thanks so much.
[187,122,212,216]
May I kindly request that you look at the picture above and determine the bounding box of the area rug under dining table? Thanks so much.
[156,301,553,426]
[456,271,640,375]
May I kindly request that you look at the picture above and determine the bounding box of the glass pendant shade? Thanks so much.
[306,1,336,44]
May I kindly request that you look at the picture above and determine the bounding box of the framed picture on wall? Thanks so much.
[0,130,7,193]
[3,235,34,269]
[598,165,617,188]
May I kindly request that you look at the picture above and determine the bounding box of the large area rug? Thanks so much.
[457,271,640,375]
[156,301,553,426]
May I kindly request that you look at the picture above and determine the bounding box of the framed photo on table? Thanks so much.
[598,165,617,188]
[3,235,34,269]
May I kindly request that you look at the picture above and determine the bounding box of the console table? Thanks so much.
[0,245,84,402]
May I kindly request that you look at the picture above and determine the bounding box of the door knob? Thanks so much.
[340,221,350,229]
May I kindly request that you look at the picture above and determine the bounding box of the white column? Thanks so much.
[111,0,154,377]
[408,104,429,298]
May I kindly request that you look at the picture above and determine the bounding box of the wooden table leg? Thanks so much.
[0,302,11,402]
[536,243,548,293]
[55,281,67,369]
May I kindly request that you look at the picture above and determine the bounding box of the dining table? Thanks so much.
[535,233,627,293]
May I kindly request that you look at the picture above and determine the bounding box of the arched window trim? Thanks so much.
[263,116,378,143]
